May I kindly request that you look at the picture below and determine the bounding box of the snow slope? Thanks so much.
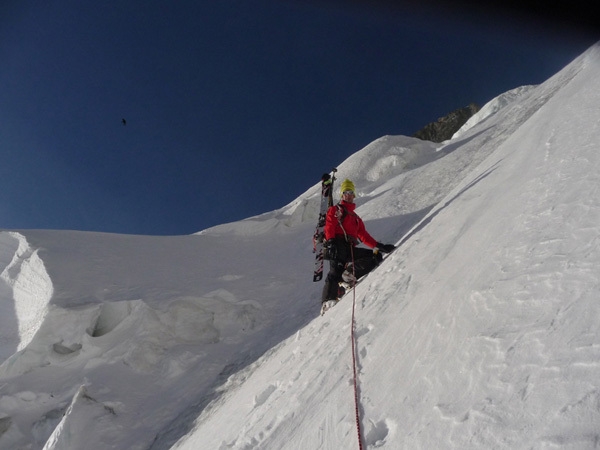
[1,41,599,449]
[172,42,600,450]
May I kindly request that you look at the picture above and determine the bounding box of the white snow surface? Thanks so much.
[1,42,600,449]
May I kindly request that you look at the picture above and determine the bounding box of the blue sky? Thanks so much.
[1,0,597,235]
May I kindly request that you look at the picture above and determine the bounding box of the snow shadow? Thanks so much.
[0,232,23,363]
[438,126,492,156]
[0,281,18,363]
[398,162,499,248]
[363,205,436,246]
[148,358,254,449]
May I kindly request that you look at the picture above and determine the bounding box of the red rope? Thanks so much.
[349,245,365,450]
[337,216,365,449]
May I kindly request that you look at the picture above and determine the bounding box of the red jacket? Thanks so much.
[324,200,378,248]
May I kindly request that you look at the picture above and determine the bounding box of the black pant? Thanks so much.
[321,238,382,302]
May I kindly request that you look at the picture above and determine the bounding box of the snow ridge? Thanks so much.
[452,85,537,139]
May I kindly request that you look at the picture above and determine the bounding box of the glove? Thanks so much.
[376,242,395,253]
[324,239,337,260]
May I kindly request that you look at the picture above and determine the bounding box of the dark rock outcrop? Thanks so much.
[413,103,479,142]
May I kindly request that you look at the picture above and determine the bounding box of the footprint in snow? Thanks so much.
[253,384,277,407]
[365,418,395,447]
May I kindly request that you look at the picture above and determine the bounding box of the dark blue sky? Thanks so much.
[1,1,597,235]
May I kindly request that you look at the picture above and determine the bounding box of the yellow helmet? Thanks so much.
[340,179,355,196]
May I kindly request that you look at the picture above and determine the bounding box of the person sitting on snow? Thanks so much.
[321,179,395,314]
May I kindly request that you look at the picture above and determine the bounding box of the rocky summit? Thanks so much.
[413,103,479,142]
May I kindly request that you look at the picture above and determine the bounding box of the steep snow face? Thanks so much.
[1,42,599,450]
[171,44,600,449]
[0,232,52,360]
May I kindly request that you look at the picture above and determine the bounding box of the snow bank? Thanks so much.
[42,385,119,450]
[0,232,52,359]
